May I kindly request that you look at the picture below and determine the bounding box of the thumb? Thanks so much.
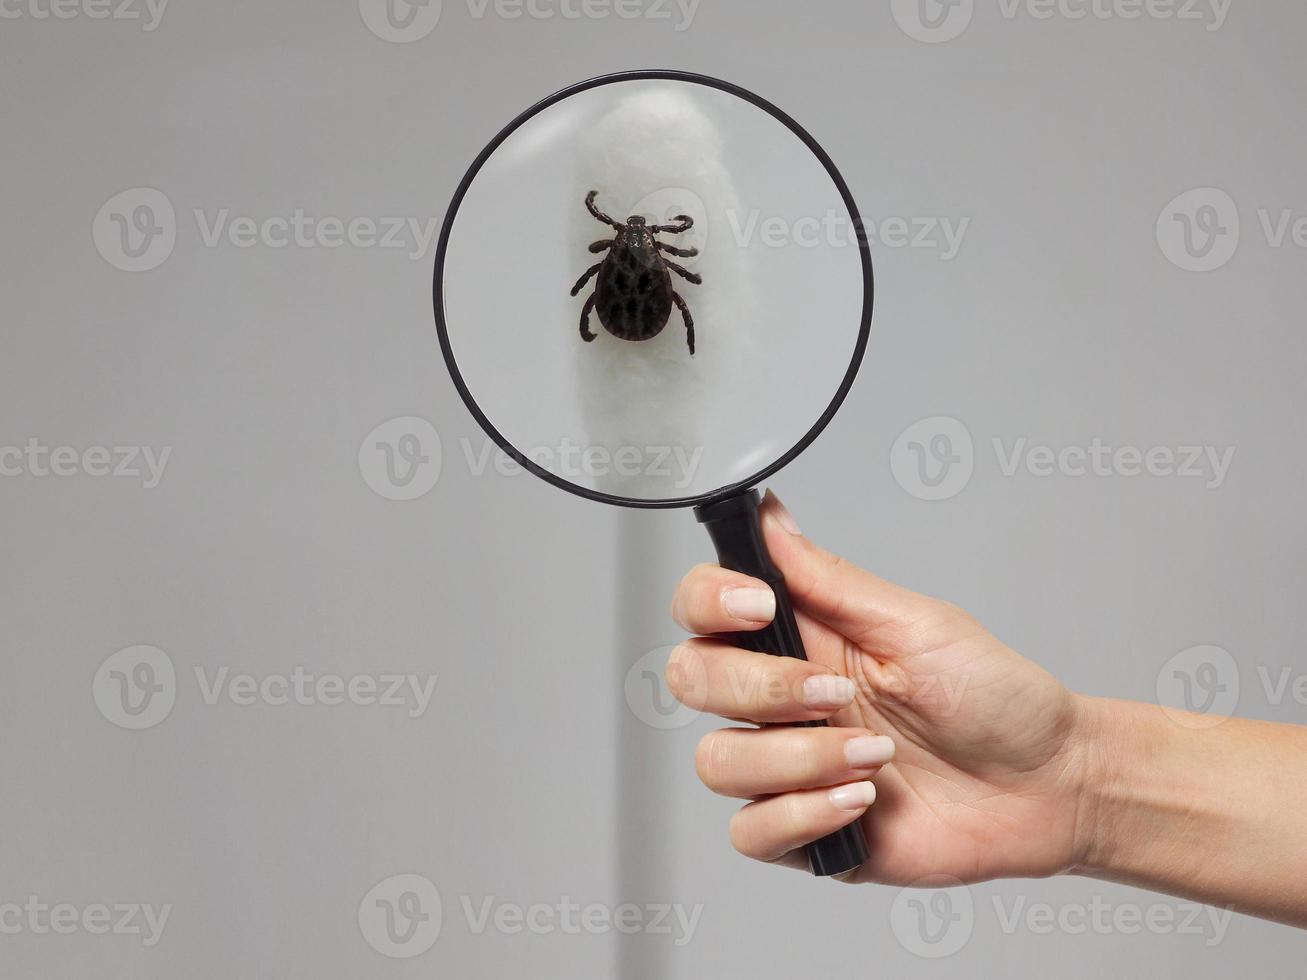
[759,490,946,650]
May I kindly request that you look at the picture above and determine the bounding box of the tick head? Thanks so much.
[626,215,647,226]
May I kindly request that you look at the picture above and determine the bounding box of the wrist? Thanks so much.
[1065,695,1231,885]
[1065,694,1126,877]
[1061,693,1307,925]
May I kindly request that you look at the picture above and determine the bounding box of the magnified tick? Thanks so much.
[570,191,702,355]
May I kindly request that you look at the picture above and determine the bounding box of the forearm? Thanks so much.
[1074,696,1307,926]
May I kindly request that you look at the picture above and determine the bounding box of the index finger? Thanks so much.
[671,563,776,635]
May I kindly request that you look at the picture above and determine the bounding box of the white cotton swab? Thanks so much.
[565,86,750,979]
[570,84,751,501]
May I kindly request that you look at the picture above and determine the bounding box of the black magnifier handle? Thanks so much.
[695,490,870,877]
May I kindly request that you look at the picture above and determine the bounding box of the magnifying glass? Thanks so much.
[434,70,873,876]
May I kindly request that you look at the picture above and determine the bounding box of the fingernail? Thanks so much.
[722,587,775,623]
[844,735,895,769]
[802,674,856,709]
[763,490,801,535]
[829,781,876,811]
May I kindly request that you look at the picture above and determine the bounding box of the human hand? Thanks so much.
[666,491,1094,884]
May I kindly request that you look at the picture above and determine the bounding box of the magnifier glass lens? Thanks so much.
[438,77,868,505]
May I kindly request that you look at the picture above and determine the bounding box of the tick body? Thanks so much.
[570,191,702,355]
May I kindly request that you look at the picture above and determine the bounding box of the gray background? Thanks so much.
[2,0,1304,976]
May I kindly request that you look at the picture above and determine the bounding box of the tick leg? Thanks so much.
[672,291,695,356]
[652,215,694,234]
[663,259,702,285]
[585,191,622,230]
[589,239,614,253]
[570,263,603,297]
[579,294,597,343]
[657,241,699,258]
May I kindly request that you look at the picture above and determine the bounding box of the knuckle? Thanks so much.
[745,662,790,713]
[682,563,717,593]
[777,791,808,837]
[728,805,767,860]
[672,564,718,628]
[934,598,969,623]
[779,729,819,780]
[694,730,733,790]
[663,644,693,699]
[664,643,708,709]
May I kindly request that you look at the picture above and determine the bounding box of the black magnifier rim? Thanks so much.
[433,69,874,511]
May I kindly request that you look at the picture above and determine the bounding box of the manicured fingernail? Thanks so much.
[829,781,876,811]
[722,587,775,623]
[844,735,895,769]
[763,490,801,535]
[802,674,856,709]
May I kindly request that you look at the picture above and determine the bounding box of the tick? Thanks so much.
[569,191,702,355]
